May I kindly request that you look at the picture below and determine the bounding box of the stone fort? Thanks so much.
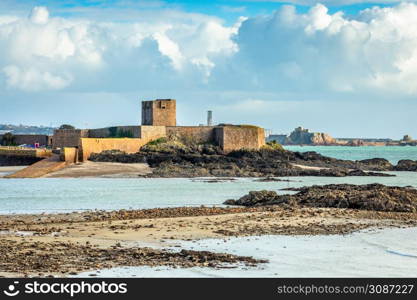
[53,99,265,163]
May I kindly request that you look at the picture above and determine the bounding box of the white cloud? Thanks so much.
[213,2,417,96]
[0,6,238,92]
[29,6,49,25]
[3,65,71,91]
[2,3,417,98]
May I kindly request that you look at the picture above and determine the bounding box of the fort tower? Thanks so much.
[142,99,176,126]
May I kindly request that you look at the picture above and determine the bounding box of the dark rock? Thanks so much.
[253,177,295,182]
[395,160,417,171]
[225,184,417,213]
[88,142,401,178]
[358,158,393,171]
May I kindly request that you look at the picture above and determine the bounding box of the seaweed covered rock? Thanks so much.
[225,184,417,213]
[395,160,417,171]
[89,150,146,163]
[224,190,281,206]
[358,158,394,171]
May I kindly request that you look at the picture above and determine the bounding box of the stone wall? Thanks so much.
[85,126,165,140]
[139,126,167,140]
[79,138,148,161]
[166,126,215,144]
[53,126,167,161]
[88,126,141,138]
[215,125,265,153]
[0,134,51,146]
[142,99,176,126]
[52,122,266,159]
[52,129,89,149]
[61,147,79,164]
[80,125,167,161]
[0,147,52,158]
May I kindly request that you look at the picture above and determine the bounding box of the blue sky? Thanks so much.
[0,0,399,22]
[1,0,417,138]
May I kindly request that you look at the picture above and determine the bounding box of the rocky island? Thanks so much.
[86,136,417,178]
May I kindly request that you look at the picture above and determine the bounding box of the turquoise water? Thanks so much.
[284,145,417,164]
[1,173,417,214]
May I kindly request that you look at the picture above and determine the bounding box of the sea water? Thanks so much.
[1,172,417,214]
[284,145,417,164]
[76,227,417,277]
[1,146,417,214]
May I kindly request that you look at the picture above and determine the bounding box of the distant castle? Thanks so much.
[267,126,335,145]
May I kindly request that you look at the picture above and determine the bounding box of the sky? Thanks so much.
[1,1,417,138]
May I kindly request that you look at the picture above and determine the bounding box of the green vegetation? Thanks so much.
[1,132,16,146]
[147,137,168,145]
[59,124,75,130]
[261,140,284,151]
[142,137,188,153]
[142,135,220,155]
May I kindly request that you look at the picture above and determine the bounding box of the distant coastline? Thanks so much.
[268,126,417,146]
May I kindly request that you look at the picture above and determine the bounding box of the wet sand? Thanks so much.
[1,206,416,277]
[43,161,152,178]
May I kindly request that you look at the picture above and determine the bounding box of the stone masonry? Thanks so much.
[142,99,176,126]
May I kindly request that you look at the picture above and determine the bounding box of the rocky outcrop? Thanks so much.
[394,160,417,171]
[287,127,336,145]
[88,138,417,178]
[310,132,336,145]
[357,158,394,171]
[224,184,417,213]
[89,150,146,163]
[89,146,398,178]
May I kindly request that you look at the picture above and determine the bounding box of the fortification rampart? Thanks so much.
[52,129,89,149]
[88,126,141,138]
[215,126,265,153]
[50,99,266,161]
[166,126,215,144]
[79,138,148,161]
[139,126,166,140]
[0,134,51,147]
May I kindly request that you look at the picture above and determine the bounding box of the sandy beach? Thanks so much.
[1,206,416,277]
[43,161,152,178]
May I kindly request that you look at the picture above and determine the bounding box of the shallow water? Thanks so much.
[77,227,417,278]
[1,172,417,214]
[284,145,417,164]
